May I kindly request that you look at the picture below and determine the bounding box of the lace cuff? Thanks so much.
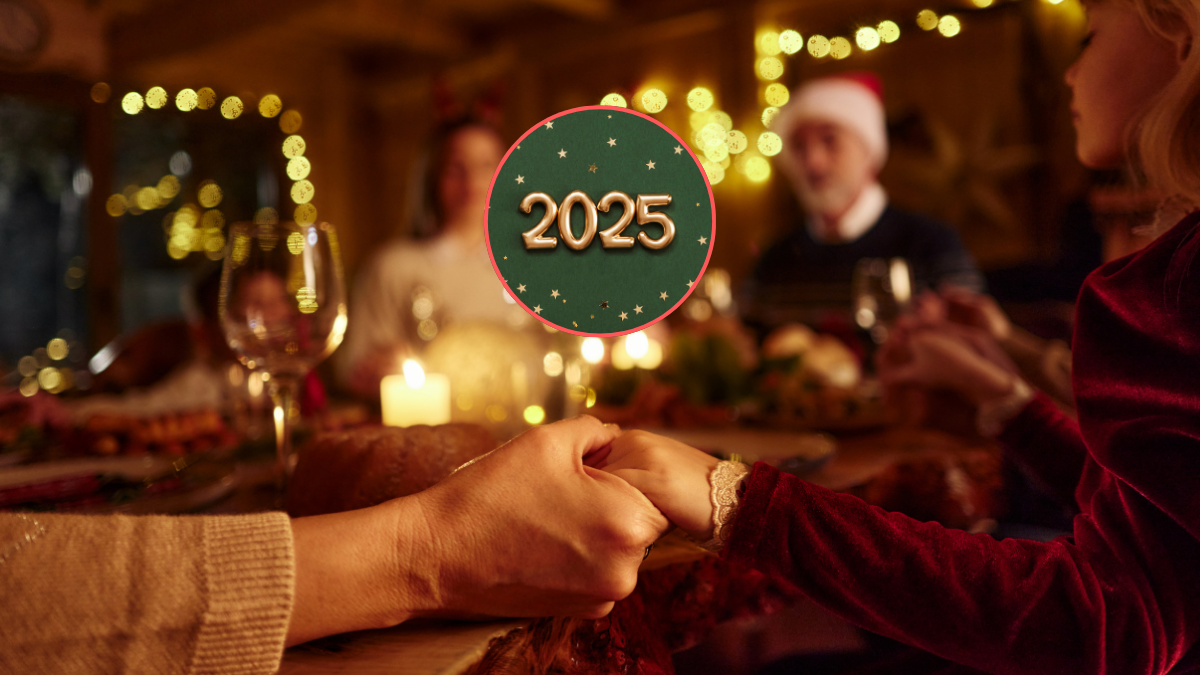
[976,378,1035,438]
[697,461,750,551]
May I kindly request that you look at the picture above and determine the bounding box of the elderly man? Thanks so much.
[742,72,984,337]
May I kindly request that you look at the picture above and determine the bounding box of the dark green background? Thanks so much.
[488,107,715,335]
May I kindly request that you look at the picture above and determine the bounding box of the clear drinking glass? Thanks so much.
[853,257,913,344]
[219,221,347,491]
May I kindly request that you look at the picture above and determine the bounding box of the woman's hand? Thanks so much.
[594,430,719,541]
[286,416,669,646]
[399,415,669,620]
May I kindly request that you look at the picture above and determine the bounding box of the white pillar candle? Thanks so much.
[381,364,451,427]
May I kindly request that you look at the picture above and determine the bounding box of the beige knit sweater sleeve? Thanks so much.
[0,511,294,675]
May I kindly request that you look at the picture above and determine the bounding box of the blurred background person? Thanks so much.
[741,72,985,343]
[337,117,525,400]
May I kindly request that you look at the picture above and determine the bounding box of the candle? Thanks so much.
[381,360,451,427]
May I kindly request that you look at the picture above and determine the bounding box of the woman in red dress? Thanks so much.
[600,1,1200,673]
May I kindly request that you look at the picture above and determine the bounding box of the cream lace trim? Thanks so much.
[698,461,750,551]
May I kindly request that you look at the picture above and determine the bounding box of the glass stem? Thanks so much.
[268,374,300,495]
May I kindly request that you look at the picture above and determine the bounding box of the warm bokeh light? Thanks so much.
[543,351,564,377]
[600,92,628,107]
[156,176,179,201]
[38,367,61,391]
[175,88,198,111]
[702,159,725,185]
[757,30,782,55]
[699,122,726,149]
[807,35,831,57]
[280,109,303,133]
[46,338,69,361]
[105,194,127,217]
[581,337,605,363]
[90,82,111,103]
[757,131,783,156]
[145,87,167,109]
[856,27,881,50]
[829,37,852,59]
[917,9,940,30]
[745,156,771,182]
[286,231,305,255]
[705,144,729,163]
[762,106,780,128]
[938,15,962,36]
[757,56,784,80]
[686,87,714,112]
[135,187,159,211]
[291,180,315,204]
[878,20,901,43]
[523,405,546,425]
[640,89,667,113]
[201,209,225,230]
[778,29,803,54]
[220,96,244,119]
[259,94,283,118]
[197,88,217,110]
[287,156,312,181]
[295,203,317,225]
[972,0,993,6]
[198,181,223,208]
[764,83,790,106]
[282,135,307,158]
[726,130,748,154]
[121,92,144,115]
[710,110,732,131]
[297,286,318,314]
[625,331,649,359]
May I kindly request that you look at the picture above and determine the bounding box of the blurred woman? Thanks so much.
[598,1,1200,672]
[337,118,524,399]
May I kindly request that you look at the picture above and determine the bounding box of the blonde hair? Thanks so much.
[1128,0,1200,209]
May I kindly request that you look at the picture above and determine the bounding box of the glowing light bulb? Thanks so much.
[625,331,649,359]
[581,337,605,364]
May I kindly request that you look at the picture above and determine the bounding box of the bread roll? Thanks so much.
[286,423,497,517]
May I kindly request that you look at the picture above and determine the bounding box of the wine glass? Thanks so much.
[853,257,912,345]
[219,220,347,492]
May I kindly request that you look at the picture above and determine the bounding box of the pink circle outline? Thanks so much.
[484,105,717,338]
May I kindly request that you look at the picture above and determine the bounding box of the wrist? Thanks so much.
[963,365,1017,406]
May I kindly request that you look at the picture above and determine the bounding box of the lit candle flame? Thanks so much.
[403,359,425,388]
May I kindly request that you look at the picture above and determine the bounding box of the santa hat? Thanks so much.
[773,71,888,169]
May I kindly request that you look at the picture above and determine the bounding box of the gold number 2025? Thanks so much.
[520,191,675,251]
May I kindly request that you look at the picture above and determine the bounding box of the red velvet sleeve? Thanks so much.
[995,392,1087,508]
[722,462,1200,675]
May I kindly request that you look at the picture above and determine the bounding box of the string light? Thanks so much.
[686,87,714,112]
[640,88,667,113]
[856,27,881,51]
[600,92,627,107]
[778,29,803,54]
[807,35,831,57]
[917,9,940,30]
[176,88,198,111]
[764,83,790,106]
[758,56,784,79]
[829,37,852,59]
[938,15,962,37]
[878,20,901,43]
[757,29,782,55]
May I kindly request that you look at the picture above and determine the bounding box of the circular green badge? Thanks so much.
[486,106,716,336]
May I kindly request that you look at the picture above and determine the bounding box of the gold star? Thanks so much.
[607,138,617,147]
[698,236,707,244]
[516,175,525,184]
[517,284,526,293]
[558,149,567,158]
[686,279,694,288]
[551,289,560,298]
[588,163,597,173]
[659,291,668,300]
[600,301,609,309]
[544,121,554,129]
[607,114,612,118]
[533,305,542,314]
[674,146,683,154]
[573,321,578,327]
[590,315,594,319]
[646,160,656,170]
[503,256,507,260]
[634,305,643,314]
[619,311,628,320]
